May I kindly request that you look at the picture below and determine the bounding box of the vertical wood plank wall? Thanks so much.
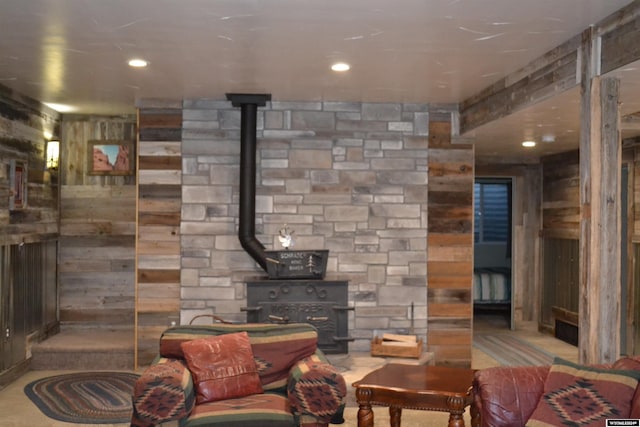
[136,106,182,367]
[540,151,581,330]
[541,148,640,354]
[634,148,640,241]
[542,151,580,239]
[59,117,137,329]
[427,117,474,367]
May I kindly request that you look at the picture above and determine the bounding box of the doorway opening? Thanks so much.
[473,178,514,330]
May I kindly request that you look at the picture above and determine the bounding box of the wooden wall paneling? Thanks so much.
[135,107,183,368]
[541,238,580,327]
[0,88,60,378]
[0,99,59,245]
[137,212,181,226]
[0,159,9,226]
[633,148,640,240]
[622,148,636,355]
[541,151,580,238]
[60,117,136,186]
[137,225,180,242]
[520,167,543,323]
[138,156,182,170]
[427,118,474,367]
[632,244,640,355]
[58,116,137,330]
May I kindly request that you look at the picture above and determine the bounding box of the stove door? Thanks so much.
[255,301,347,353]
[245,280,351,354]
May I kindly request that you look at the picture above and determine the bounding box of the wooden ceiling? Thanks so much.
[0,0,638,159]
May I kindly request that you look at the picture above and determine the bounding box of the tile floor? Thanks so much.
[0,316,578,427]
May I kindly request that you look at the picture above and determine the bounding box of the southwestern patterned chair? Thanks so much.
[131,322,346,427]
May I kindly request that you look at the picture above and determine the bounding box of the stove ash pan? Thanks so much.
[265,250,328,280]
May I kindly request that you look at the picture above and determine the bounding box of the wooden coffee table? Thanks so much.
[352,363,475,427]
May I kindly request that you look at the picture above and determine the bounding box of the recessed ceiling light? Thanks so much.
[542,135,556,143]
[522,140,536,148]
[128,58,148,68]
[331,62,350,72]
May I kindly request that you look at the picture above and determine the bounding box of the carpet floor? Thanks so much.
[473,333,555,366]
[4,320,573,427]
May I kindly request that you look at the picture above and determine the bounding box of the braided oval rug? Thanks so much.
[24,371,138,424]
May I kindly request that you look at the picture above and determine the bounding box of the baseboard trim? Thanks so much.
[0,359,30,390]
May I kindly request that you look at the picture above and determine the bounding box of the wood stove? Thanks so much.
[227,94,352,354]
[243,279,352,354]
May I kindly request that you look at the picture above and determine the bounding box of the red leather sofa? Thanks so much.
[470,355,640,426]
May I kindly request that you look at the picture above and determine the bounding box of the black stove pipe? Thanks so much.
[226,93,272,272]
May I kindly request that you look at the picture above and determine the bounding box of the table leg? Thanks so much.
[389,406,402,427]
[448,412,465,427]
[355,387,374,427]
[447,395,467,427]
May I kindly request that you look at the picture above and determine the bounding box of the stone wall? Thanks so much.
[181,99,437,351]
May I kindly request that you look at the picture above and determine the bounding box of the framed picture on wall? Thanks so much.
[87,140,135,176]
[9,159,27,210]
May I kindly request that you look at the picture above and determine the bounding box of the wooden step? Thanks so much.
[30,328,134,370]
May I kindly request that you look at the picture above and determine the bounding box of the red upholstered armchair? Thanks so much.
[131,323,346,427]
[471,355,640,427]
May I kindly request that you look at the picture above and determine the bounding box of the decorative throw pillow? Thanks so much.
[526,357,640,427]
[180,332,263,404]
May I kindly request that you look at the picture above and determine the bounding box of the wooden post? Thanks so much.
[135,106,183,368]
[579,27,622,363]
[427,114,474,367]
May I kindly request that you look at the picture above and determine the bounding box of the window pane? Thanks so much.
[474,184,481,242]
[474,182,509,243]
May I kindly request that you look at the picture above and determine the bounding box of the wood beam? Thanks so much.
[460,1,640,135]
[600,1,640,74]
[622,113,640,132]
[622,135,640,146]
[459,35,580,134]
[579,25,622,363]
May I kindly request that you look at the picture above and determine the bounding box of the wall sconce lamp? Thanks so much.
[46,139,60,171]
